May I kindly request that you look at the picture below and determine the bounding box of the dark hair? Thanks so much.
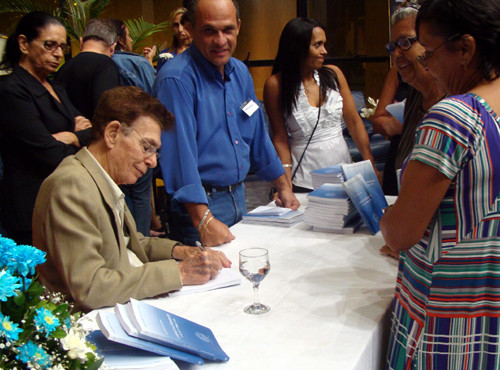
[0,11,63,69]
[109,19,128,51]
[91,86,174,142]
[416,0,500,81]
[272,18,339,118]
[82,19,117,46]
[187,0,240,27]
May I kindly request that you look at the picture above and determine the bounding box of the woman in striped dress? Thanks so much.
[380,0,500,368]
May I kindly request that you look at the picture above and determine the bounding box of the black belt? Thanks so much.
[202,182,242,193]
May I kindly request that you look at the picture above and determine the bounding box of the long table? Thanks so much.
[89,196,399,369]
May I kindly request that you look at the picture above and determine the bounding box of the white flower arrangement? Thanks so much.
[158,52,174,61]
[360,96,379,119]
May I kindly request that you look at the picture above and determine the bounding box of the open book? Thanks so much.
[169,267,241,297]
[342,173,383,234]
[341,160,387,211]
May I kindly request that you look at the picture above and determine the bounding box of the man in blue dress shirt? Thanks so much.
[154,0,299,247]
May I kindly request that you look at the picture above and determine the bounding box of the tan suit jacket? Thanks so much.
[33,148,182,312]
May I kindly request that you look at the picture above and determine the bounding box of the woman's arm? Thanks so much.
[263,73,292,188]
[380,159,452,251]
[329,65,378,174]
[372,66,403,138]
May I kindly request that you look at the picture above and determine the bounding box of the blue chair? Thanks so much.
[344,91,389,172]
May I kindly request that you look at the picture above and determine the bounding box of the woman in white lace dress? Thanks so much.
[264,17,378,192]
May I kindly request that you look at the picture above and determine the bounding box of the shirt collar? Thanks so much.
[188,44,235,81]
[83,148,125,208]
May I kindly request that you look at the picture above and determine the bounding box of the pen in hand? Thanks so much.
[195,241,206,251]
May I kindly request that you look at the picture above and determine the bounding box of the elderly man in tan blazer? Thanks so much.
[33,86,231,312]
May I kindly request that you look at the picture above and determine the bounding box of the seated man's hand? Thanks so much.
[177,247,231,285]
[201,218,235,247]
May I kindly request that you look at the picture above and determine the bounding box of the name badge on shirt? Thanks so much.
[241,98,259,117]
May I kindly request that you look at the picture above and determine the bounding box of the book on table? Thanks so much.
[88,329,181,370]
[310,163,346,189]
[242,205,303,227]
[126,299,229,362]
[96,311,204,365]
[304,183,361,233]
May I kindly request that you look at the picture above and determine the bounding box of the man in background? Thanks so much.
[154,0,299,248]
[55,19,119,119]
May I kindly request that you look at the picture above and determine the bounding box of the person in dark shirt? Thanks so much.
[0,12,91,244]
[55,19,120,119]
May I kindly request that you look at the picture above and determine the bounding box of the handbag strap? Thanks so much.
[291,82,322,181]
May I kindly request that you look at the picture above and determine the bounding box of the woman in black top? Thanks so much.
[0,11,91,244]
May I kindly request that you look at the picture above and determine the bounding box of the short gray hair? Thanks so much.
[391,2,420,27]
[82,19,117,46]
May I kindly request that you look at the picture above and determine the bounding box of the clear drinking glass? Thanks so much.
[239,248,271,314]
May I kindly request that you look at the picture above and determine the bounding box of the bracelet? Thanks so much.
[197,209,211,232]
[283,164,292,168]
[200,216,214,237]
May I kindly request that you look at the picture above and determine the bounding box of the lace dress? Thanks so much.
[285,70,352,189]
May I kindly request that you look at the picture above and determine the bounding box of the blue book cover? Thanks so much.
[307,184,352,207]
[88,330,180,369]
[95,311,204,365]
[127,299,229,362]
[342,174,382,234]
[310,164,344,176]
[341,160,388,210]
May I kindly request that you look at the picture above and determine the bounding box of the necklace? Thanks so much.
[304,82,316,94]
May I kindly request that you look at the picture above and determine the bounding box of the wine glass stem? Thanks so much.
[253,284,260,305]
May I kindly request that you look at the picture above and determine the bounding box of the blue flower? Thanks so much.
[0,235,17,266]
[3,244,46,276]
[34,307,60,336]
[16,341,52,367]
[0,313,23,341]
[0,270,22,301]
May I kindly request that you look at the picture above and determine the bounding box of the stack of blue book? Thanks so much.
[92,299,229,368]
[310,163,345,189]
[304,183,362,233]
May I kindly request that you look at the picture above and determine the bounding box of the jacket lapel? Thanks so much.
[75,149,125,249]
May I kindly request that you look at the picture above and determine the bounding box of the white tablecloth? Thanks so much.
[90,195,399,369]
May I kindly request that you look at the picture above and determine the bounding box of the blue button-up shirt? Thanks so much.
[154,45,284,205]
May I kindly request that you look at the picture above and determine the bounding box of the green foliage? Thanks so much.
[125,17,168,53]
[59,0,112,42]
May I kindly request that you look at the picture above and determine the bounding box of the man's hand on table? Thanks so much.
[174,245,232,285]
[275,188,300,210]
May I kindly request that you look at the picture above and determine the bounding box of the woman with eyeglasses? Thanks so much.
[264,17,378,193]
[377,3,446,258]
[0,11,91,245]
[381,0,500,367]
[374,3,447,194]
